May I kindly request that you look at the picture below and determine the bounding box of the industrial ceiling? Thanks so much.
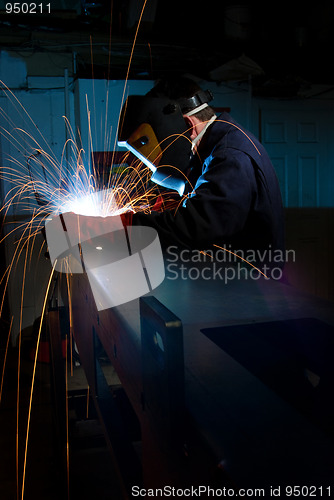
[0,1,333,96]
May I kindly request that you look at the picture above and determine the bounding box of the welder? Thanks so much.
[119,76,285,268]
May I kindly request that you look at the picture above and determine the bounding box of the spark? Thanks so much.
[0,316,13,405]
[212,244,269,278]
[65,267,74,377]
[16,223,32,500]
[215,119,262,157]
[21,263,57,500]
[65,330,70,500]
[0,111,170,220]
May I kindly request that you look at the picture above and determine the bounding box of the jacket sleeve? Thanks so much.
[129,147,257,250]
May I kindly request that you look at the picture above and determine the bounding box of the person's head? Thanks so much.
[147,76,215,142]
[118,76,215,194]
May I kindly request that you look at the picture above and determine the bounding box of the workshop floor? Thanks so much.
[0,324,125,500]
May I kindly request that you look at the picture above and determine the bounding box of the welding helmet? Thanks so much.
[117,85,213,196]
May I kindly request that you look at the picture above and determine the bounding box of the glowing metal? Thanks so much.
[45,213,165,310]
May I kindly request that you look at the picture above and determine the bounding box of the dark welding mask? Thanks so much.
[117,89,213,196]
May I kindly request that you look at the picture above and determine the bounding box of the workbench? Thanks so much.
[48,261,334,497]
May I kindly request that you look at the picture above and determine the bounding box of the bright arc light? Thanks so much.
[60,188,129,217]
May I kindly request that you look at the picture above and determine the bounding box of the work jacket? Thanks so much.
[130,112,285,264]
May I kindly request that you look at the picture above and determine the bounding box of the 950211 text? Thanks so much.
[271,486,331,497]
[5,3,51,14]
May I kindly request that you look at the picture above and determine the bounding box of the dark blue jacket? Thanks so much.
[131,112,285,260]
